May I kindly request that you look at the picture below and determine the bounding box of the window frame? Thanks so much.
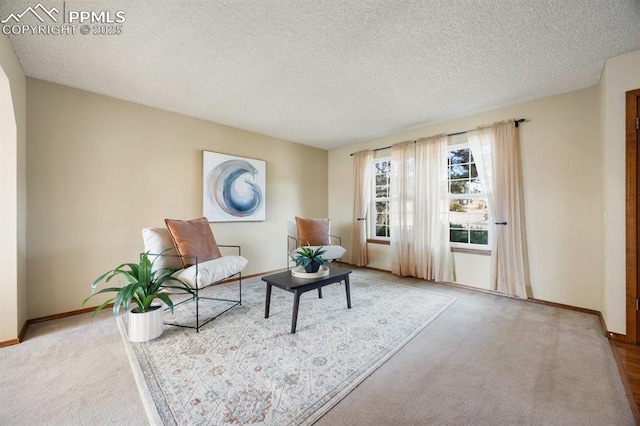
[447,142,491,251]
[366,147,491,252]
[370,156,391,242]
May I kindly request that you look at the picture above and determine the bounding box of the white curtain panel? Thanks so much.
[391,137,454,282]
[468,121,530,298]
[351,150,374,266]
[391,141,416,276]
[415,135,454,282]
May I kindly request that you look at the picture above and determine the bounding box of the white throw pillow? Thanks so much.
[142,227,184,272]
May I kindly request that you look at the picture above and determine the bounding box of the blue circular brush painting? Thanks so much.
[206,159,263,217]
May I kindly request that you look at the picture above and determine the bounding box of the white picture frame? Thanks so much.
[203,151,266,222]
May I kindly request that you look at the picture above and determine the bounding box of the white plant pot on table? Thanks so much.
[129,305,163,342]
[291,265,330,278]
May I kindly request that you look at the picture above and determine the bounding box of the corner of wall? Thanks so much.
[0,34,27,342]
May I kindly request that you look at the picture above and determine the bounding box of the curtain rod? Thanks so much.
[349,118,526,156]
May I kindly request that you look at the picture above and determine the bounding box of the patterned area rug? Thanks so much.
[117,272,457,425]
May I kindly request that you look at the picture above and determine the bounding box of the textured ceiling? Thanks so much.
[2,1,640,149]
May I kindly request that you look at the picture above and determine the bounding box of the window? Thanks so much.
[448,145,489,247]
[372,158,391,239]
[369,148,490,248]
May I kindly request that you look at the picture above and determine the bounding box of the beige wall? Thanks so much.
[601,49,640,334]
[26,79,327,319]
[329,86,603,311]
[0,35,26,342]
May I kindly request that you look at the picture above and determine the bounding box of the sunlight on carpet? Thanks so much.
[117,273,457,425]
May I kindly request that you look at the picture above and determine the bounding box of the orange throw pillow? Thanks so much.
[165,217,222,267]
[295,217,331,247]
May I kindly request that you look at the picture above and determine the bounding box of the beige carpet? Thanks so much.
[0,268,634,425]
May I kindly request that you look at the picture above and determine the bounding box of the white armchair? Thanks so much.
[142,217,247,332]
[287,217,346,269]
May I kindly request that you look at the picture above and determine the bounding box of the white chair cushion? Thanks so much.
[172,255,248,289]
[290,245,346,262]
[286,220,298,238]
[142,227,183,271]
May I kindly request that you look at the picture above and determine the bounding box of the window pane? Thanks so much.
[448,164,470,179]
[450,199,468,213]
[467,199,489,230]
[376,186,388,197]
[448,149,470,165]
[375,161,391,174]
[450,180,468,194]
[375,201,388,214]
[469,178,482,194]
[470,230,488,245]
[375,174,387,186]
[376,225,389,237]
[470,163,478,178]
[450,229,468,243]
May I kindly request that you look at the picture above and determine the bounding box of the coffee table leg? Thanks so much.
[318,287,322,298]
[291,290,301,334]
[265,283,272,318]
[345,276,352,309]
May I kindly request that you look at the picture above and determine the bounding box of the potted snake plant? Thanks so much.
[83,250,194,342]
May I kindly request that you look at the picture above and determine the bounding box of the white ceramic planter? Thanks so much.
[129,305,163,342]
[291,265,329,278]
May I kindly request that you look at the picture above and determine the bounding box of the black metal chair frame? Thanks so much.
[287,235,343,270]
[152,245,243,333]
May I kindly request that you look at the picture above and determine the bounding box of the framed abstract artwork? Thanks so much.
[203,151,266,222]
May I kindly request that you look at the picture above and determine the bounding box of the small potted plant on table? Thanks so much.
[294,246,328,273]
[83,251,193,342]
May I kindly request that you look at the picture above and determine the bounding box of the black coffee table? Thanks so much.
[261,265,353,334]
